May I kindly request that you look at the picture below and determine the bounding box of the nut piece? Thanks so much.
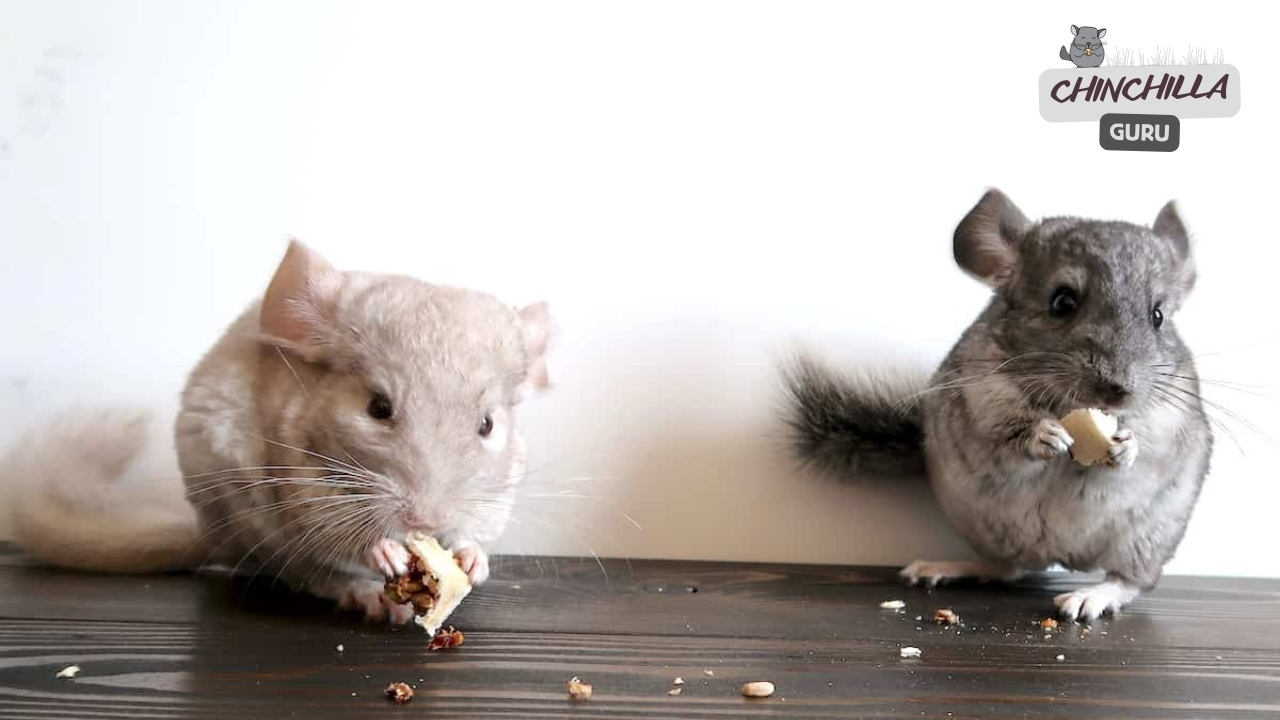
[55,665,80,679]
[900,646,922,659]
[428,626,465,651]
[384,682,414,704]
[879,599,906,610]
[1059,408,1119,466]
[933,608,959,625]
[741,681,775,698]
[567,676,592,701]
[667,687,682,696]
[1040,617,1059,630]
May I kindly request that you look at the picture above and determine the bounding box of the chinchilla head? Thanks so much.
[951,189,1198,416]
[254,240,552,550]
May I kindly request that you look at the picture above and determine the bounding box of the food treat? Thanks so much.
[1059,408,1119,466]
[383,533,473,635]
[741,681,775,698]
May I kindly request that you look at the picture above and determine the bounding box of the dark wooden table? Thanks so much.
[0,544,1277,719]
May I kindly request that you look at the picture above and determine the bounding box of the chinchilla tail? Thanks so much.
[1060,46,1072,61]
[2,405,206,574]
[777,352,929,481]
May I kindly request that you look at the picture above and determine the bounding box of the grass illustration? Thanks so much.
[1104,45,1226,67]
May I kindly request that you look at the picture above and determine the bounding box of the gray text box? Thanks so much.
[1039,64,1239,122]
[1099,113,1180,152]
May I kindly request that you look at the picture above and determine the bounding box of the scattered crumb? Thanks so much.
[915,615,924,621]
[673,677,684,685]
[1056,654,1066,662]
[933,608,959,625]
[1040,618,1059,630]
[1043,634,1052,640]
[667,687,682,696]
[55,666,80,679]
[336,644,344,653]
[428,626,465,651]
[741,681,775,698]
[879,600,906,610]
[900,647,922,659]
[567,677,592,701]
[384,682,414,704]
[703,669,715,677]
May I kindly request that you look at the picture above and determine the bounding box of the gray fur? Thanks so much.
[782,189,1213,620]
[1060,25,1106,68]
[778,353,928,479]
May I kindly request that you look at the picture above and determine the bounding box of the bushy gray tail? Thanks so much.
[1059,46,1072,61]
[778,353,928,480]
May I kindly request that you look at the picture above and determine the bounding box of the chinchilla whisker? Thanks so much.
[183,465,347,481]
[1162,383,1276,447]
[276,346,311,399]
[311,512,387,589]
[186,474,379,496]
[187,491,386,552]
[1155,372,1276,398]
[186,471,373,486]
[901,372,1010,408]
[263,503,387,582]
[589,547,610,585]
[193,490,387,520]
[271,505,386,584]
[255,436,367,477]
[1152,383,1245,454]
[521,492,607,500]
[224,500,382,580]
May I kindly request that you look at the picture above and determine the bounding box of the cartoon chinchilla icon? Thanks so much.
[1060,25,1106,68]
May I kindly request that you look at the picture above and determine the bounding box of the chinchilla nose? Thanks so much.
[1099,381,1132,407]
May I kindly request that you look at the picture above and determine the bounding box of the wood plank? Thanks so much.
[2,547,1278,651]
[1,620,1277,719]
[1,544,1278,718]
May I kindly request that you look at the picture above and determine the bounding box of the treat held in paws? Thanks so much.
[1059,408,1119,467]
[383,533,473,636]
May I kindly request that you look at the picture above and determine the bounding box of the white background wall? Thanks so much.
[2,1,1276,578]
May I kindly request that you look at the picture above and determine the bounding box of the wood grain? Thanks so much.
[0,545,1277,718]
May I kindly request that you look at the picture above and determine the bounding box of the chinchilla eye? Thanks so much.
[367,393,394,420]
[1152,304,1164,329]
[478,413,494,438]
[1049,287,1079,318]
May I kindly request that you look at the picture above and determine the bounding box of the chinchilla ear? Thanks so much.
[1154,200,1197,295]
[1098,28,1106,38]
[515,301,552,401]
[1071,25,1080,35]
[258,239,344,359]
[953,188,1031,289]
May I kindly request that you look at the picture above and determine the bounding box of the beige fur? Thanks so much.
[4,240,551,623]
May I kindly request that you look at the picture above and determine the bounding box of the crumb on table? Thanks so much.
[567,676,592,701]
[384,682,414,704]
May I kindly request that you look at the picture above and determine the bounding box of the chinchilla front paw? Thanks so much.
[1027,418,1074,460]
[1105,428,1139,468]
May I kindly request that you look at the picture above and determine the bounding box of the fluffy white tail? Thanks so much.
[3,406,203,573]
